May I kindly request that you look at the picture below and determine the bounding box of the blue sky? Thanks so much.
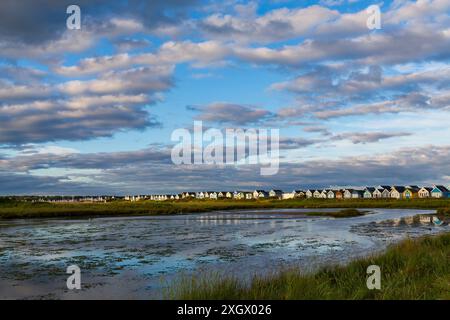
[0,0,449,195]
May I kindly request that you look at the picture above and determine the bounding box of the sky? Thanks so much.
[0,0,449,195]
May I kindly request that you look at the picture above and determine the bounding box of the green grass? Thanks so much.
[0,198,449,219]
[437,207,450,216]
[170,232,450,300]
[304,208,367,218]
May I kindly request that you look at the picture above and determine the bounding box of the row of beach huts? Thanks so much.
[127,185,450,202]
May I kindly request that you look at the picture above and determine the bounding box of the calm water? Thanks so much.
[0,208,448,299]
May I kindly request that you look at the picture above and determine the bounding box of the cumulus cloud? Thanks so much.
[302,125,332,136]
[193,102,274,125]
[50,1,450,86]
[0,99,160,144]
[1,1,449,194]
[199,5,338,43]
[0,82,53,101]
[331,132,412,144]
[1,144,449,194]
[0,65,47,84]
[313,92,432,119]
[234,29,450,67]
[58,65,173,95]
[0,63,173,144]
[0,147,171,173]
[271,62,450,121]
[272,65,450,96]
[279,137,322,149]
[55,53,136,76]
[0,0,199,60]
[55,40,229,76]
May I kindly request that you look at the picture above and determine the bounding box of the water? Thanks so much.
[0,208,448,299]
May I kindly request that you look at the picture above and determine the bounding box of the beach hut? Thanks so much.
[258,191,269,199]
[390,186,406,199]
[209,192,218,200]
[292,190,305,198]
[253,190,265,199]
[418,187,433,198]
[313,190,321,198]
[343,189,353,199]
[233,191,245,200]
[403,186,420,199]
[431,185,450,198]
[363,187,376,198]
[351,190,364,199]
[196,192,205,199]
[269,190,283,198]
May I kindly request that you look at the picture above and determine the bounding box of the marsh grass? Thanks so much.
[170,233,450,300]
[437,207,450,216]
[0,198,448,219]
[304,208,367,218]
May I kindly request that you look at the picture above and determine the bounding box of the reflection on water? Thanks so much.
[387,214,449,226]
[350,214,449,241]
[0,208,448,299]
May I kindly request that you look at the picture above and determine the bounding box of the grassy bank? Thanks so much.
[303,208,367,218]
[171,232,450,300]
[437,207,450,216]
[0,198,449,219]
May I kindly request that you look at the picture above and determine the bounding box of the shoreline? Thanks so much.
[0,198,448,220]
[171,232,450,300]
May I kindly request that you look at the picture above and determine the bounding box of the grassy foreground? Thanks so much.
[171,232,450,300]
[0,198,449,219]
